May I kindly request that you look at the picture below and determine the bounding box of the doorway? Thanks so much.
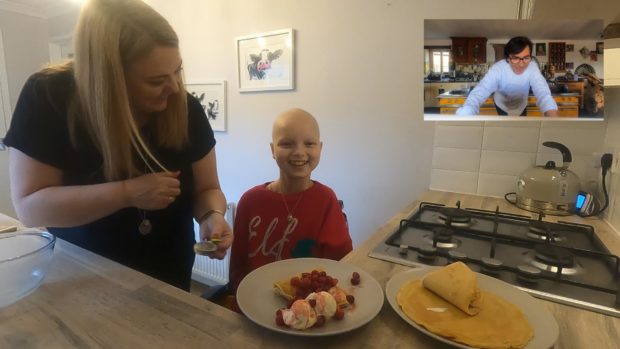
[0,28,16,218]
[0,29,10,134]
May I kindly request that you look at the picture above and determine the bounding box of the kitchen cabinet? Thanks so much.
[438,96,495,115]
[451,37,469,64]
[451,37,487,64]
[555,81,585,109]
[423,84,433,108]
[468,38,487,63]
[526,95,579,117]
[427,82,475,108]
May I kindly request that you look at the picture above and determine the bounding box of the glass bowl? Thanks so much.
[0,231,56,308]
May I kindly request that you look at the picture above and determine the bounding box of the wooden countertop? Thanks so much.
[1,190,619,348]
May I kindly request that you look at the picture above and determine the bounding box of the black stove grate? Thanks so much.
[385,201,620,298]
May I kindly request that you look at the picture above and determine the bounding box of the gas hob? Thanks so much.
[369,201,620,317]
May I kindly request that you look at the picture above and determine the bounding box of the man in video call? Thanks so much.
[456,36,558,117]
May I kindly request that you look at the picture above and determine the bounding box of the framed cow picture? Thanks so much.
[236,28,294,92]
[185,81,227,132]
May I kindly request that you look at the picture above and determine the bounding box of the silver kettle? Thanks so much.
[516,142,581,216]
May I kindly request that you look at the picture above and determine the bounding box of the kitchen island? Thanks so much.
[437,91,580,117]
[1,190,619,348]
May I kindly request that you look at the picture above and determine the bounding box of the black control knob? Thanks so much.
[418,246,437,261]
[517,265,542,284]
[448,250,467,262]
[481,257,503,275]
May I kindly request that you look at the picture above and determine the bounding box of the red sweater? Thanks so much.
[229,181,352,292]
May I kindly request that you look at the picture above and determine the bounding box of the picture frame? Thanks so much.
[535,43,546,56]
[185,81,227,132]
[566,44,574,52]
[236,28,294,92]
[596,42,604,54]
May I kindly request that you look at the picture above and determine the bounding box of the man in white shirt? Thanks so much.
[456,36,558,117]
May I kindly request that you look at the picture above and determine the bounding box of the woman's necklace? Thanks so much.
[138,209,152,235]
[137,143,157,236]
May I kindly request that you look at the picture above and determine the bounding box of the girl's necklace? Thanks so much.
[282,192,304,223]
[270,182,304,223]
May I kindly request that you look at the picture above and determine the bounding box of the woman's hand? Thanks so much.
[199,212,233,260]
[123,171,181,210]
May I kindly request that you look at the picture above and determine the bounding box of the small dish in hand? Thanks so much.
[194,240,218,255]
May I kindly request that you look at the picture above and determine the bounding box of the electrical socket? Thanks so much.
[593,152,603,168]
[611,152,620,174]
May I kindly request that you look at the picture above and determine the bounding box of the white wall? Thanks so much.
[602,89,620,231]
[147,0,519,245]
[0,10,50,218]
[532,0,620,26]
[46,9,79,39]
[0,10,49,110]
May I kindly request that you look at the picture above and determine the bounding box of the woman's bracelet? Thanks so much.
[197,209,225,225]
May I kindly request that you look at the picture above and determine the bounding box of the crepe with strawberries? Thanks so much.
[273,269,351,308]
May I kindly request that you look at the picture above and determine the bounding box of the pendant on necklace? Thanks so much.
[287,215,294,223]
[139,219,152,235]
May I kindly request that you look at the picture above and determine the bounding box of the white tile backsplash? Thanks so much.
[480,150,536,176]
[434,125,483,149]
[431,122,608,201]
[605,172,619,231]
[538,127,607,155]
[437,121,484,127]
[477,173,518,197]
[430,169,478,194]
[484,121,541,128]
[482,127,540,152]
[432,148,481,172]
[541,120,608,129]
[610,191,620,233]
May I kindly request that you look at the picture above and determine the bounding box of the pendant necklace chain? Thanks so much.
[282,192,304,223]
[138,208,152,235]
[138,132,155,236]
[271,182,304,223]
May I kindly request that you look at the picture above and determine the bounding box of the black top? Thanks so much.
[5,70,216,290]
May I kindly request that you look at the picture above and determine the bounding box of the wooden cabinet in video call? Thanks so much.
[450,37,487,64]
[548,42,566,71]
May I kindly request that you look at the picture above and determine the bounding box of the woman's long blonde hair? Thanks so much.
[48,0,188,180]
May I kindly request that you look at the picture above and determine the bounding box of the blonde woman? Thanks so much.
[4,0,232,291]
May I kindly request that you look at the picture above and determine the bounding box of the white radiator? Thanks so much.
[191,202,235,286]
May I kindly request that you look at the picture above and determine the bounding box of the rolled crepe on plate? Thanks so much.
[397,278,533,349]
[422,261,481,315]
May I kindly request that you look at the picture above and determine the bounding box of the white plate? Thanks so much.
[236,258,384,336]
[385,267,559,349]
